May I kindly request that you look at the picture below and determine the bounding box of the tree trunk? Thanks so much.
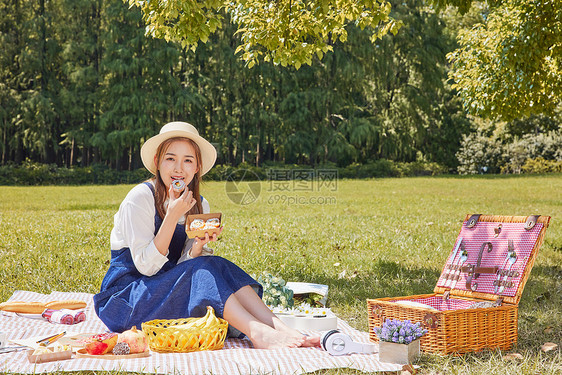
[70,137,75,167]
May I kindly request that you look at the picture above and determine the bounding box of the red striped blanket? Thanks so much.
[0,290,402,374]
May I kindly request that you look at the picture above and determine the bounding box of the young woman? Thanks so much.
[94,121,319,349]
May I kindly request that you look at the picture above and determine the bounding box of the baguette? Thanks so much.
[45,300,87,310]
[0,299,87,314]
[0,301,47,314]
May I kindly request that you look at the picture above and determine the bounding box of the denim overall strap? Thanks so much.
[143,182,187,264]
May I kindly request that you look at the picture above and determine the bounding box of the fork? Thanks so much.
[498,243,517,295]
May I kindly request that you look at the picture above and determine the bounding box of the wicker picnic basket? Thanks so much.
[367,214,551,355]
[142,313,229,353]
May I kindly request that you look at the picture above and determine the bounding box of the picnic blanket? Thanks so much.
[0,290,404,374]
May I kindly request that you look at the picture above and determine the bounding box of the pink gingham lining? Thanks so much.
[389,296,479,311]
[436,221,543,297]
[0,290,403,374]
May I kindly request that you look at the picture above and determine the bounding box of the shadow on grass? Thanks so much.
[290,261,561,322]
[290,259,442,306]
[518,264,562,305]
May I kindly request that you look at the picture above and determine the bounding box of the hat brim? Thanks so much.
[141,130,217,176]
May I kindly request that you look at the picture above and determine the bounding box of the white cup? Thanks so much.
[0,332,6,349]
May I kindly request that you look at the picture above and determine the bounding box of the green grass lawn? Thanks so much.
[0,175,561,374]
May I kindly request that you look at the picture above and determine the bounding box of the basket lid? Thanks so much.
[434,215,551,305]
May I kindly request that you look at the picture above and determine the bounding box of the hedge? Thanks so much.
[0,160,452,186]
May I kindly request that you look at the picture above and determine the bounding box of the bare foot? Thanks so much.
[271,316,321,347]
[301,335,321,347]
[248,322,306,349]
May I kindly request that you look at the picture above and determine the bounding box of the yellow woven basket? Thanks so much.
[142,316,229,353]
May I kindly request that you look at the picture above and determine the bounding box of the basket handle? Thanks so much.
[422,313,439,329]
[371,305,385,321]
[467,214,482,228]
[524,215,540,230]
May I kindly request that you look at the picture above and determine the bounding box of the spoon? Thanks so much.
[498,247,517,295]
[494,240,514,294]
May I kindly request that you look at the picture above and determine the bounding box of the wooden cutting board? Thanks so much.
[76,349,150,360]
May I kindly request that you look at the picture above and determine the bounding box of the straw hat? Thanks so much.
[141,121,217,176]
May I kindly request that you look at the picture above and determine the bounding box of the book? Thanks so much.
[286,282,329,307]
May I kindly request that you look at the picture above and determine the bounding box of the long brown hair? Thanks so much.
[149,137,203,222]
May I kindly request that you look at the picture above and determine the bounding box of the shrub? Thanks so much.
[0,162,151,185]
[501,131,562,174]
[456,132,503,174]
[0,159,450,186]
[521,157,562,174]
[340,160,400,178]
[396,161,448,176]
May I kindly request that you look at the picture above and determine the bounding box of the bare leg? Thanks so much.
[231,286,320,348]
[223,292,304,349]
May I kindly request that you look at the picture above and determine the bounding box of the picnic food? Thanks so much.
[205,218,220,229]
[0,301,47,314]
[172,179,185,192]
[189,219,205,231]
[32,345,70,355]
[41,308,86,324]
[142,306,228,352]
[186,213,222,239]
[32,347,52,355]
[0,299,86,314]
[112,342,130,355]
[45,300,87,310]
[117,326,148,354]
[84,332,118,355]
[27,345,73,363]
[41,309,74,324]
[173,307,221,347]
[175,306,220,331]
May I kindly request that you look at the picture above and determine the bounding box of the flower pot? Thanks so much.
[378,339,420,365]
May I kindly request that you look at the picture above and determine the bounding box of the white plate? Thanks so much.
[16,313,44,320]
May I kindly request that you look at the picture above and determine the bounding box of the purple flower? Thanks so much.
[374,318,428,343]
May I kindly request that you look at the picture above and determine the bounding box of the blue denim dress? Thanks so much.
[93,183,262,333]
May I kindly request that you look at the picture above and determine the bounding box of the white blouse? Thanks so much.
[110,182,211,276]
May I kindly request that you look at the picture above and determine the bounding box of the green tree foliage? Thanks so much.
[16,0,63,164]
[95,0,185,170]
[127,0,561,122]
[0,0,492,171]
[126,0,403,68]
[58,0,103,167]
[446,0,562,120]
[187,0,469,168]
[0,0,23,164]
[357,0,471,167]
